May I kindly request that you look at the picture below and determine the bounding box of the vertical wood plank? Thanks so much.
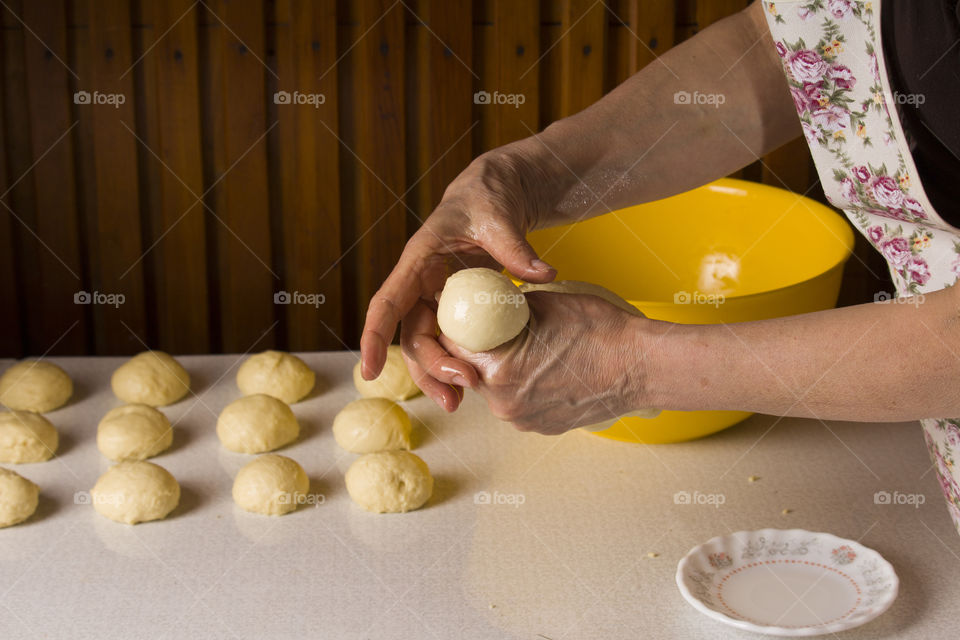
[203,0,276,353]
[627,0,674,75]
[491,0,538,146]
[695,0,749,31]
[73,0,148,354]
[560,0,606,117]
[136,0,210,353]
[273,0,342,350]
[762,137,813,192]
[345,0,406,345]
[412,1,474,216]
[0,36,22,357]
[21,0,87,355]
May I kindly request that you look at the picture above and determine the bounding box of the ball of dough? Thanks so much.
[216,394,300,454]
[345,451,433,513]
[437,268,530,352]
[232,454,309,516]
[236,350,315,404]
[90,461,180,525]
[0,361,72,413]
[333,398,412,454]
[520,280,641,315]
[0,467,39,527]
[353,345,422,401]
[111,351,190,407]
[97,404,173,462]
[0,411,59,463]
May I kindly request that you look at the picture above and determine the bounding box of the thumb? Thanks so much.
[478,220,556,284]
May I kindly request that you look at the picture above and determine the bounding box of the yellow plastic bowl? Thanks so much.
[526,178,855,443]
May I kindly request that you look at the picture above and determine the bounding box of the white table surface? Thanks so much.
[0,352,957,640]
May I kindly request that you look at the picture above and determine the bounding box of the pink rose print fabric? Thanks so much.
[762,1,960,537]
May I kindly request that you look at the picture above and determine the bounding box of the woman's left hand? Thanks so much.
[438,291,652,435]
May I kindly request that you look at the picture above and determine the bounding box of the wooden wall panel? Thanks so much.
[559,0,606,117]
[273,0,343,350]
[343,0,406,346]
[202,0,275,353]
[0,0,848,357]
[136,0,210,354]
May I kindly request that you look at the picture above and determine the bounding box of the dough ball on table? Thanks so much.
[232,454,309,516]
[236,350,315,404]
[0,467,39,528]
[353,345,422,401]
[97,404,173,462]
[345,451,433,514]
[217,394,299,454]
[437,268,529,352]
[520,280,640,315]
[0,411,59,463]
[111,351,190,407]
[90,461,180,525]
[0,361,72,413]
[333,398,412,454]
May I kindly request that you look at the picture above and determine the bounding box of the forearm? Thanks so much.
[504,1,800,228]
[640,287,960,421]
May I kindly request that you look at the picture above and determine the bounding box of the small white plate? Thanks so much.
[676,529,898,636]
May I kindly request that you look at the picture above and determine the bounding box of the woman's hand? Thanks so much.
[439,291,651,434]
[360,145,565,412]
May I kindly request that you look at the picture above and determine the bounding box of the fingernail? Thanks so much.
[452,374,470,388]
[531,259,554,272]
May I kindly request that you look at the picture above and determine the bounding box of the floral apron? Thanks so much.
[761,0,960,535]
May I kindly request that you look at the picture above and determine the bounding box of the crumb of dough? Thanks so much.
[748,475,760,483]
[781,508,792,515]
[646,552,660,559]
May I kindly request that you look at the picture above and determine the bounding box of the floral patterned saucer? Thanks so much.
[676,529,898,636]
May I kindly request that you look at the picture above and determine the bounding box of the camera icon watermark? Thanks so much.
[473,290,525,307]
[274,290,326,308]
[74,290,125,308]
[673,290,725,308]
[473,490,525,507]
[874,490,925,508]
[673,490,725,508]
[673,90,726,108]
[873,291,924,307]
[473,90,526,109]
[74,90,126,108]
[277,492,325,507]
[74,490,124,506]
[274,90,326,108]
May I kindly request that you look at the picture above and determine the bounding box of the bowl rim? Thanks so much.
[532,178,857,306]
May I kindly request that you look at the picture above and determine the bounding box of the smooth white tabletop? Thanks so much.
[0,353,956,640]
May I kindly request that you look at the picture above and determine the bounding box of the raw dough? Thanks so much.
[236,350,315,404]
[217,394,300,453]
[0,361,72,413]
[353,345,422,401]
[520,280,640,315]
[232,454,309,516]
[97,404,173,462]
[0,467,39,527]
[111,351,190,407]
[0,411,59,463]
[345,450,433,513]
[437,268,529,352]
[90,461,180,524]
[333,398,412,453]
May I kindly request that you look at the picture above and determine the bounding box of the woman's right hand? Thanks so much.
[359,144,562,412]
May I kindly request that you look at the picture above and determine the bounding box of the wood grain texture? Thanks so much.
[343,0,406,346]
[202,0,276,353]
[559,0,606,117]
[0,1,848,356]
[272,0,343,350]
[136,0,210,354]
